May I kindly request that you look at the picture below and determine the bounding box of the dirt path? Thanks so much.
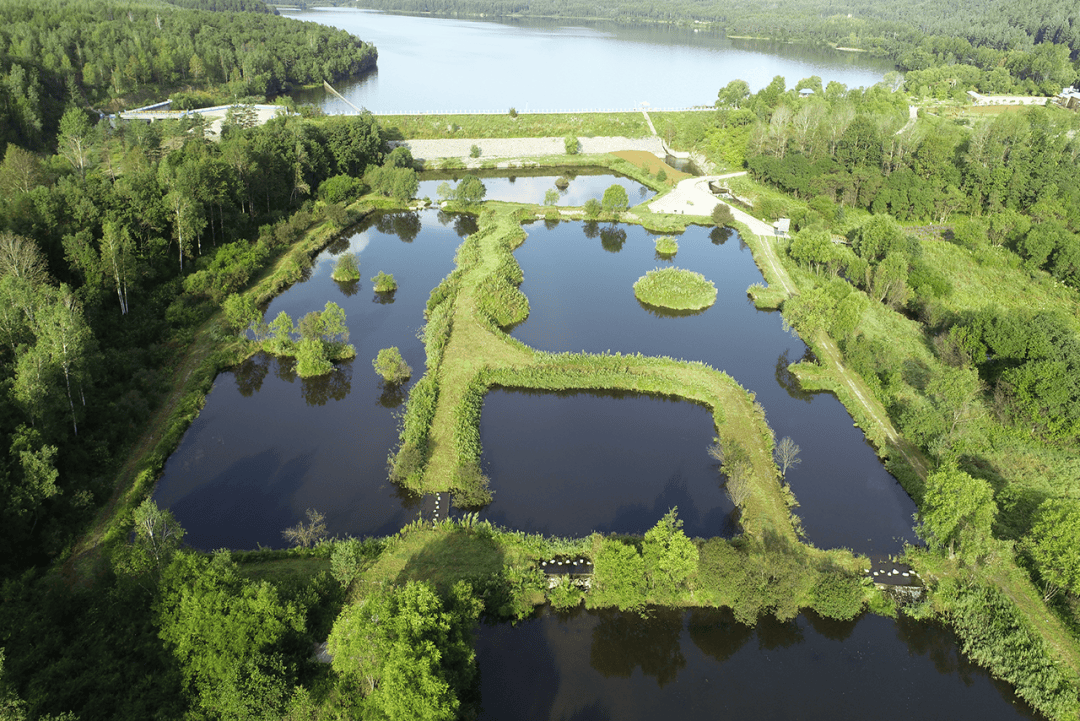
[730,210,927,483]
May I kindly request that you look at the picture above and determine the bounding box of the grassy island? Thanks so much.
[654,236,679,256]
[633,267,717,311]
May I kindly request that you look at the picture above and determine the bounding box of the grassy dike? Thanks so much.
[389,201,800,541]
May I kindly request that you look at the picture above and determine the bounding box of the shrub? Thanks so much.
[469,144,481,158]
[583,198,602,219]
[712,202,734,226]
[564,135,580,155]
[318,174,363,204]
[331,252,360,282]
[633,267,718,311]
[371,271,397,292]
[373,347,412,384]
[656,168,667,183]
[809,570,865,620]
[508,107,518,118]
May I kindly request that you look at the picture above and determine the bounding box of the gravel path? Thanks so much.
[397,136,667,165]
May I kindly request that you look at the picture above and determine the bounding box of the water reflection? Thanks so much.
[375,211,422,242]
[419,171,654,207]
[473,608,1039,721]
[591,608,686,687]
[234,354,271,397]
[636,299,710,318]
[599,225,626,253]
[775,348,814,403]
[709,226,733,245]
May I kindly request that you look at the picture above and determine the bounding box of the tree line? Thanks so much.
[0,102,405,573]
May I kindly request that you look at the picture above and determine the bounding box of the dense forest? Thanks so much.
[347,0,1079,93]
[0,0,377,152]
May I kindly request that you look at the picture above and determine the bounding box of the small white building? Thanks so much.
[774,218,791,237]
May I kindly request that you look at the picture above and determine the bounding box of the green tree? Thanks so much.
[601,184,629,217]
[158,551,304,719]
[222,293,260,336]
[590,538,646,612]
[916,463,997,564]
[1028,498,1080,600]
[265,311,294,355]
[57,107,93,178]
[711,202,734,226]
[373,346,412,384]
[583,198,602,219]
[564,135,580,155]
[295,337,332,377]
[328,581,482,720]
[716,79,750,108]
[788,227,836,272]
[642,508,698,601]
[453,175,486,206]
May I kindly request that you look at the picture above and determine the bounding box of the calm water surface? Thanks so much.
[418,169,656,206]
[475,608,1038,720]
[481,220,917,553]
[285,9,893,113]
[152,210,463,549]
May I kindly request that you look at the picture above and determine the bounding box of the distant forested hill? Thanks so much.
[346,0,1079,93]
[0,0,377,150]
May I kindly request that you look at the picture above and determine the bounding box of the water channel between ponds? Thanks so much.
[474,607,1038,720]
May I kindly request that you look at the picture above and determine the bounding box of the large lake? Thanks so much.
[284,9,893,113]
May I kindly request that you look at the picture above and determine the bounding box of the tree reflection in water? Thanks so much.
[375,211,422,243]
[300,359,353,407]
[590,607,686,687]
[775,348,814,403]
[600,225,627,253]
[234,353,271,397]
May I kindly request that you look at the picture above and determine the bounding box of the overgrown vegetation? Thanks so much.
[633,267,718,310]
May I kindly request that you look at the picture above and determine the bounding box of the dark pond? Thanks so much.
[480,389,737,539]
[480,220,918,554]
[285,10,894,113]
[475,607,1038,720]
[152,209,464,549]
[417,169,656,207]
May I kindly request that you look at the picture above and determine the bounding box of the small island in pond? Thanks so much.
[633,267,717,311]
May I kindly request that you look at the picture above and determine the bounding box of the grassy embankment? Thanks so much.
[386,200,804,545]
[66,200,376,583]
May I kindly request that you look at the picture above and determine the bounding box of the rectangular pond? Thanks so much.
[503,219,918,554]
[479,389,736,539]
